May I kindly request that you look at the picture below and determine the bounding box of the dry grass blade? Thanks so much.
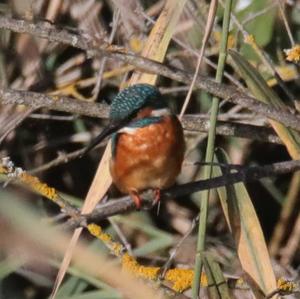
[179,0,217,119]
[203,255,232,299]
[51,0,187,297]
[269,171,300,256]
[50,144,112,299]
[280,212,300,265]
[0,189,165,299]
[229,50,300,160]
[130,0,187,85]
[214,150,277,298]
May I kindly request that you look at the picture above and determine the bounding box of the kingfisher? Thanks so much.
[82,84,185,208]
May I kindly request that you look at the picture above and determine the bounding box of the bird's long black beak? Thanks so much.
[80,122,120,157]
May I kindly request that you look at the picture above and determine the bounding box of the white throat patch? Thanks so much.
[150,108,171,117]
[117,127,138,134]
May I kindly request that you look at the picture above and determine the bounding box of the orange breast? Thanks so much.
[110,115,185,194]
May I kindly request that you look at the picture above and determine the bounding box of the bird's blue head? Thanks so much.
[81,84,167,155]
[109,84,166,122]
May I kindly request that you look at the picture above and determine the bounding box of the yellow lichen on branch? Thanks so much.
[244,34,256,48]
[277,277,298,294]
[0,157,68,210]
[267,65,297,87]
[51,64,134,101]
[214,31,235,49]
[2,158,299,295]
[121,252,209,292]
[0,165,8,174]
[88,222,202,293]
[19,172,59,201]
[86,218,298,294]
[165,268,197,292]
[284,45,300,63]
[122,253,160,280]
[87,223,123,257]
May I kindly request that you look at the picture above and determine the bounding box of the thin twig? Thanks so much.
[160,215,199,279]
[29,113,76,121]
[0,107,34,144]
[242,3,277,25]
[219,0,295,103]
[280,213,300,265]
[277,1,295,46]
[29,148,86,174]
[269,171,300,255]
[182,117,281,144]
[91,10,120,100]
[179,0,217,119]
[139,9,245,89]
[109,218,133,255]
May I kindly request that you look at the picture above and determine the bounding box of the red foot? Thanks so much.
[130,189,161,210]
[153,188,161,206]
[130,190,142,209]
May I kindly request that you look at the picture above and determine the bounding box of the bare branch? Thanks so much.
[1,16,300,131]
[64,160,300,229]
[0,89,282,150]
[182,116,281,144]
[0,89,109,118]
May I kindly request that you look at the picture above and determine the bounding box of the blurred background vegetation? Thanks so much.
[0,0,300,298]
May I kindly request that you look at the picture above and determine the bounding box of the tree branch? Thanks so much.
[0,89,109,118]
[1,15,300,131]
[64,160,300,229]
[0,88,282,147]
[182,116,281,144]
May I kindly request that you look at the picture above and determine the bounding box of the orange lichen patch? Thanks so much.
[122,253,160,280]
[52,65,134,100]
[165,268,208,292]
[104,44,127,54]
[244,34,255,46]
[87,223,123,256]
[129,36,144,53]
[122,253,209,293]
[89,223,111,242]
[284,45,300,63]
[268,65,297,87]
[50,95,61,101]
[19,172,59,202]
[102,66,133,80]
[227,34,235,49]
[0,165,8,174]
[213,31,235,49]
[234,277,247,289]
[88,223,111,242]
[49,85,88,101]
[0,159,68,209]
[165,268,193,292]
[277,277,297,294]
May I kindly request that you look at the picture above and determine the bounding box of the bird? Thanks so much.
[82,84,185,208]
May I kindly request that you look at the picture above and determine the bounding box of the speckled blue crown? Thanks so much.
[109,84,166,121]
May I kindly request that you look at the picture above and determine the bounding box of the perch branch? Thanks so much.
[65,159,300,229]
